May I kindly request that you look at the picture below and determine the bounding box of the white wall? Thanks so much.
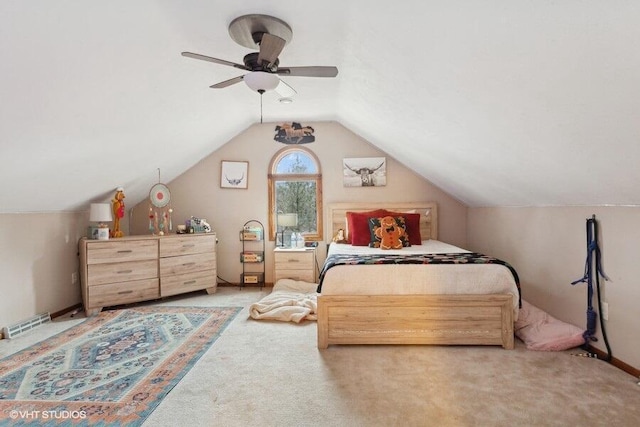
[130,121,468,284]
[468,206,640,370]
[0,212,86,331]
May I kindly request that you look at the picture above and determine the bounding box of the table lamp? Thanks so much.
[277,213,298,247]
[90,203,113,240]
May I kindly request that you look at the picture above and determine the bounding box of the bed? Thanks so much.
[316,202,519,350]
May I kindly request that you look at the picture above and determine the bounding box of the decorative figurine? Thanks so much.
[148,207,155,233]
[332,228,347,243]
[111,187,125,238]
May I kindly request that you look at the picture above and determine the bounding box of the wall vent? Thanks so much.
[2,312,51,339]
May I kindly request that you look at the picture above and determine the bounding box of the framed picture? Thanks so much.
[221,161,249,189]
[343,157,386,187]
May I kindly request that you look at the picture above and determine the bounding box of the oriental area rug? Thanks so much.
[0,305,241,426]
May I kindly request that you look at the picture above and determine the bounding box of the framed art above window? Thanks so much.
[221,160,249,189]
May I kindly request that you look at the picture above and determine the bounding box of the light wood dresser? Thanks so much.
[273,247,316,283]
[79,233,217,316]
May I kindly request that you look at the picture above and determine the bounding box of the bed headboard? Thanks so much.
[327,202,438,242]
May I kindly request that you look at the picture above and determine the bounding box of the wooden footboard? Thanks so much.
[317,294,514,349]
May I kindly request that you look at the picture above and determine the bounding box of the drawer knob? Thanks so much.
[287,259,300,263]
[117,290,133,295]
[117,249,133,253]
[117,269,133,274]
[182,244,195,248]
[184,280,196,285]
[182,262,196,267]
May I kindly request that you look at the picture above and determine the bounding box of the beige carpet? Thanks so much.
[2,287,639,426]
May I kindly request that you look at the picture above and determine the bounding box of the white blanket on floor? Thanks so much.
[249,279,318,323]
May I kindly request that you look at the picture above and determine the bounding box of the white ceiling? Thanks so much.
[2,1,640,213]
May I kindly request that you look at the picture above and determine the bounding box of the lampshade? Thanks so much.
[244,71,279,92]
[277,213,298,227]
[89,203,113,223]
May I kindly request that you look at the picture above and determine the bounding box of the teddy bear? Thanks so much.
[332,228,347,243]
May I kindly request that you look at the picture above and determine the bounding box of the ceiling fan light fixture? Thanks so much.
[182,14,338,95]
[244,71,279,92]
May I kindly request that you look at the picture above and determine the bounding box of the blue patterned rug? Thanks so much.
[0,305,241,426]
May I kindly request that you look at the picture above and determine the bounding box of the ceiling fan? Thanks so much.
[182,14,338,97]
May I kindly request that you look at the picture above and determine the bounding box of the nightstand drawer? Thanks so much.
[161,269,217,297]
[160,235,216,257]
[159,252,216,276]
[87,259,158,286]
[275,251,313,270]
[86,240,157,264]
[274,248,316,283]
[88,278,159,308]
[274,270,315,283]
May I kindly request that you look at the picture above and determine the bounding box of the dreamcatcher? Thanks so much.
[148,169,173,235]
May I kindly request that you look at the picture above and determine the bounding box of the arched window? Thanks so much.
[268,146,323,242]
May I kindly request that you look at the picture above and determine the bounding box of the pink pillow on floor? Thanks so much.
[515,300,585,351]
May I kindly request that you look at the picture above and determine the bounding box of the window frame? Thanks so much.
[268,146,323,242]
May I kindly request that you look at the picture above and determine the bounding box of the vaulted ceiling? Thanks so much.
[2,1,639,213]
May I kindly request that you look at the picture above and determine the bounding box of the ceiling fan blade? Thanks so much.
[210,75,245,89]
[181,52,250,71]
[276,66,338,78]
[257,33,285,66]
[275,79,297,98]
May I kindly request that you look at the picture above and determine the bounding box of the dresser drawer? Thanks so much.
[275,251,314,270]
[88,278,159,308]
[86,240,157,264]
[161,270,217,297]
[274,270,315,283]
[160,235,216,257]
[159,252,216,276]
[87,259,158,286]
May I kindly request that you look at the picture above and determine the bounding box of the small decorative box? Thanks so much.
[240,227,263,241]
[242,273,264,284]
[240,252,263,263]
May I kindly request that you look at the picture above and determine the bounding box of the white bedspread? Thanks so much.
[321,240,520,319]
[249,279,319,323]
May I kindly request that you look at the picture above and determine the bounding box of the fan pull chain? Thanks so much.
[258,89,265,123]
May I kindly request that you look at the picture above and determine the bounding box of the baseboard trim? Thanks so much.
[0,303,83,340]
[218,282,274,288]
[585,345,640,378]
[51,303,83,320]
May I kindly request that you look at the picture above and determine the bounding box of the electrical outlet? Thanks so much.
[71,272,78,284]
[601,302,609,321]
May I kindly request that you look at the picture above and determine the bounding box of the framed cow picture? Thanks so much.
[342,157,386,187]
[220,160,249,189]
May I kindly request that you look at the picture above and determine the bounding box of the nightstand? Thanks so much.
[273,247,316,283]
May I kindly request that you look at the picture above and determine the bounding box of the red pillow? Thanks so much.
[382,211,422,245]
[346,210,388,245]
